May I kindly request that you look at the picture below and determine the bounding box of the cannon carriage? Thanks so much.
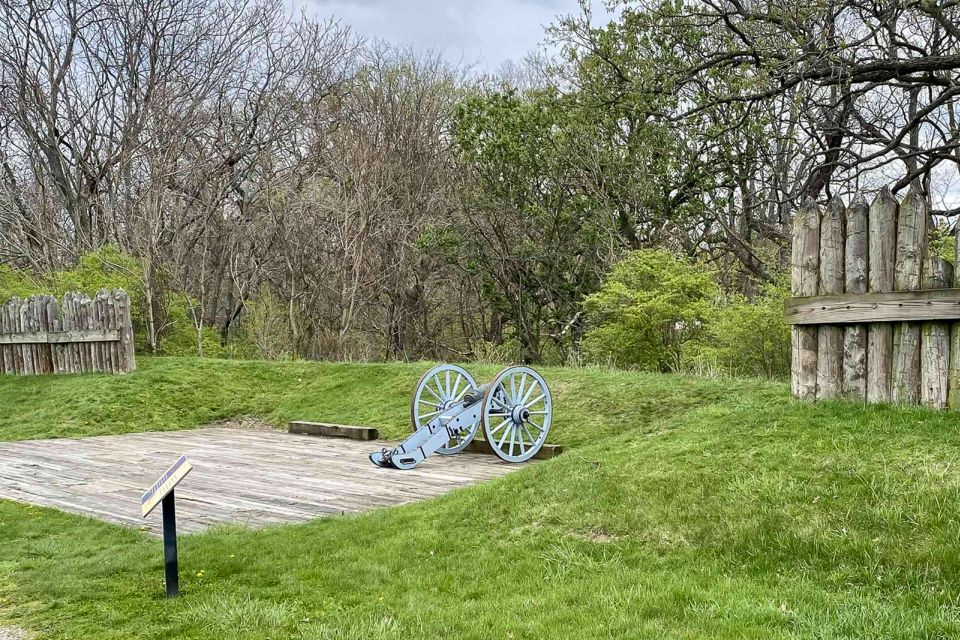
[370,365,553,470]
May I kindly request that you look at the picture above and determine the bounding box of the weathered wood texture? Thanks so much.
[891,188,926,405]
[817,199,845,399]
[842,195,868,400]
[785,289,960,324]
[789,186,957,408]
[0,290,135,375]
[921,258,952,408]
[0,428,526,534]
[288,421,380,440]
[867,188,897,403]
[0,330,120,344]
[951,231,960,410]
[791,199,820,400]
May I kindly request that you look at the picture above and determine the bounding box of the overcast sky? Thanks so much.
[304,0,584,71]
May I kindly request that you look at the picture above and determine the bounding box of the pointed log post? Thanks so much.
[0,300,7,375]
[867,188,897,403]
[791,199,820,400]
[891,187,927,405]
[105,291,118,373]
[116,290,136,372]
[93,290,106,372]
[950,228,960,409]
[36,296,52,373]
[817,199,845,399]
[18,298,33,375]
[78,294,90,372]
[2,300,14,373]
[842,194,869,400]
[62,293,76,373]
[921,257,952,408]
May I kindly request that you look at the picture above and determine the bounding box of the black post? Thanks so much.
[162,489,179,598]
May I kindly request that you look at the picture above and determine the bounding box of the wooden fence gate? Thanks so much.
[786,186,960,408]
[0,290,136,375]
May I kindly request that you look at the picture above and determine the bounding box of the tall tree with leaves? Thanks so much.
[452,89,620,362]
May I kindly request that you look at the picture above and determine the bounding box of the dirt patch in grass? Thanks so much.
[0,626,27,640]
[209,416,281,432]
[571,529,619,543]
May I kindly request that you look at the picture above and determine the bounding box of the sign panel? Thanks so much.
[140,455,192,517]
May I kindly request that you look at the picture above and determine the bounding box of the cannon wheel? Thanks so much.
[410,364,479,455]
[481,366,552,463]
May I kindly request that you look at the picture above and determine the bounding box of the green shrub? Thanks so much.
[0,246,141,307]
[46,246,142,297]
[0,265,42,300]
[928,222,955,264]
[685,280,791,379]
[582,250,790,379]
[582,249,718,371]
[153,292,227,358]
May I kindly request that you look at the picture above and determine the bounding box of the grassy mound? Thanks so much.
[0,357,771,445]
[3,359,960,638]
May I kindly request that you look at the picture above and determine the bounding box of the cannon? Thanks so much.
[369,365,553,470]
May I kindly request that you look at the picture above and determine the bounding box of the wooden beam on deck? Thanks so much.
[288,421,380,440]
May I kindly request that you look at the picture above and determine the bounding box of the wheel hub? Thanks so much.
[510,405,530,424]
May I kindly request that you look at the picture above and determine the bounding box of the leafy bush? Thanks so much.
[582,250,790,379]
[0,265,42,300]
[582,250,718,371]
[48,246,142,296]
[928,222,955,264]
[0,246,140,302]
[685,281,791,379]
[153,292,227,358]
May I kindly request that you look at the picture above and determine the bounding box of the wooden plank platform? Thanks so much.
[0,428,528,535]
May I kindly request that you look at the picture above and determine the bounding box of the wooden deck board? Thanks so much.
[0,428,527,534]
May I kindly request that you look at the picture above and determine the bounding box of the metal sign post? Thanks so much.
[161,490,179,597]
[140,455,193,598]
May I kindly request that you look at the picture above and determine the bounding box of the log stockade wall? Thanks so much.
[0,290,136,376]
[787,186,960,408]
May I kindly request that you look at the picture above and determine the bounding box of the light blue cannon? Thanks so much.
[369,365,553,470]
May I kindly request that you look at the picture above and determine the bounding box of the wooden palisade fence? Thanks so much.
[0,290,136,375]
[786,185,960,408]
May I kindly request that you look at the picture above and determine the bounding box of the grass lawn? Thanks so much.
[3,358,960,638]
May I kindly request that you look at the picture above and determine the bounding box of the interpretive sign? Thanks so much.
[140,455,192,517]
[140,455,192,598]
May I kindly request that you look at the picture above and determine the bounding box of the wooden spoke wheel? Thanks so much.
[481,366,552,463]
[410,364,479,455]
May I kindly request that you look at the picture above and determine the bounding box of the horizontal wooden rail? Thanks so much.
[785,289,960,325]
[0,329,120,345]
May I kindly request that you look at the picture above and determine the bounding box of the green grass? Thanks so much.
[0,356,768,446]
[3,358,960,638]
